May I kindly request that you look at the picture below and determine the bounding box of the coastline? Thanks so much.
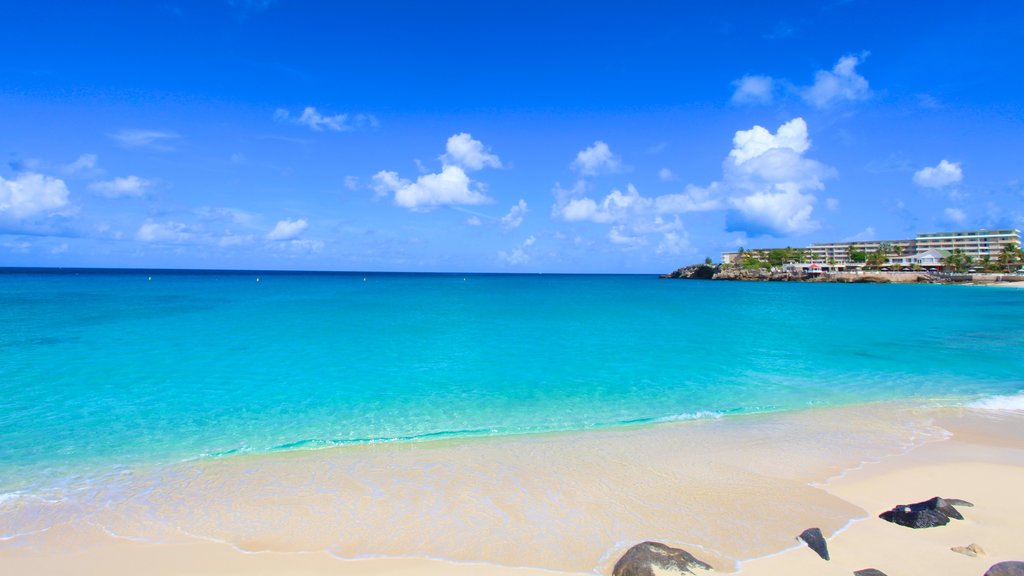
[661,263,1024,286]
[3,401,1022,575]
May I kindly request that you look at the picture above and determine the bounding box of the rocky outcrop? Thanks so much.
[797,527,830,561]
[853,569,888,576]
[612,541,712,576]
[660,264,719,279]
[985,561,1024,576]
[659,264,939,284]
[878,496,968,528]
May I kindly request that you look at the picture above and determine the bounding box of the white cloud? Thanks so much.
[658,168,677,182]
[89,176,150,198]
[136,220,191,243]
[498,235,536,265]
[913,160,963,189]
[724,118,833,236]
[552,183,692,247]
[267,218,309,241]
[608,226,647,247]
[731,75,774,105]
[274,107,377,132]
[111,129,180,150]
[0,173,71,219]
[802,54,872,109]
[728,117,810,164]
[572,141,621,175]
[50,242,69,254]
[373,135,502,210]
[344,176,360,191]
[944,207,967,225]
[500,199,528,229]
[653,184,723,213]
[466,216,482,226]
[63,154,98,174]
[373,166,491,210]
[442,133,502,171]
[657,231,690,255]
[825,197,840,211]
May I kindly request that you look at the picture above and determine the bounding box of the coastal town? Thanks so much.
[665,228,1024,283]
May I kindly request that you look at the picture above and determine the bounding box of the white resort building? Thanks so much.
[722,228,1022,269]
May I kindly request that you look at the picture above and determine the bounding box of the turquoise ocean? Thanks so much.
[2,269,1024,498]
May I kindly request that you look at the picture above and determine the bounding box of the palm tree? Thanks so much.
[998,243,1022,272]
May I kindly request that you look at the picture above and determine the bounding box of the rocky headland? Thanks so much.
[659,264,1024,285]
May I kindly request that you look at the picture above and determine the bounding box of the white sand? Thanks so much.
[2,406,1022,575]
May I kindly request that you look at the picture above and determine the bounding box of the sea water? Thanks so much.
[2,269,1023,495]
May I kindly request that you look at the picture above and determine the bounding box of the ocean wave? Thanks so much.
[966,392,1024,411]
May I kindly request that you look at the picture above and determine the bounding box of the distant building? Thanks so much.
[914,229,1020,259]
[722,228,1021,266]
[888,249,949,269]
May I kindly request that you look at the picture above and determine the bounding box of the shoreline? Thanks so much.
[661,263,1024,285]
[3,401,1022,575]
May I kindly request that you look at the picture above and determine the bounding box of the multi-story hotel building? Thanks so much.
[721,228,1021,266]
[913,229,1020,259]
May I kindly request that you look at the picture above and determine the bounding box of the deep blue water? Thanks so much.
[2,269,1023,492]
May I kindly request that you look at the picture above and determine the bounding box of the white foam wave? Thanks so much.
[967,392,1024,411]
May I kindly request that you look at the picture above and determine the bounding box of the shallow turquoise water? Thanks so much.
[2,270,1023,492]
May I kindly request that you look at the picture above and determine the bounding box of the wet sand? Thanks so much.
[2,403,1022,575]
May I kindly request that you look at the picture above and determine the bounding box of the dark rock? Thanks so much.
[797,527,829,561]
[853,570,888,576]
[660,264,719,280]
[878,496,967,528]
[612,541,712,576]
[985,561,1024,576]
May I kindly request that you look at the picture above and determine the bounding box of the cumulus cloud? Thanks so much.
[498,235,536,265]
[724,117,833,236]
[136,220,191,243]
[802,54,872,109]
[552,183,693,247]
[89,176,150,198]
[500,199,528,229]
[111,129,180,150]
[731,75,774,105]
[274,107,377,132]
[0,173,71,219]
[913,160,963,189]
[572,141,621,175]
[373,166,491,209]
[373,135,501,210]
[266,218,309,241]
[442,133,502,171]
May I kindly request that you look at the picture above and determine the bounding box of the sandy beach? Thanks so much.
[2,403,1022,575]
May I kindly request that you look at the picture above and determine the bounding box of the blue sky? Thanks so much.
[2,0,1023,272]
